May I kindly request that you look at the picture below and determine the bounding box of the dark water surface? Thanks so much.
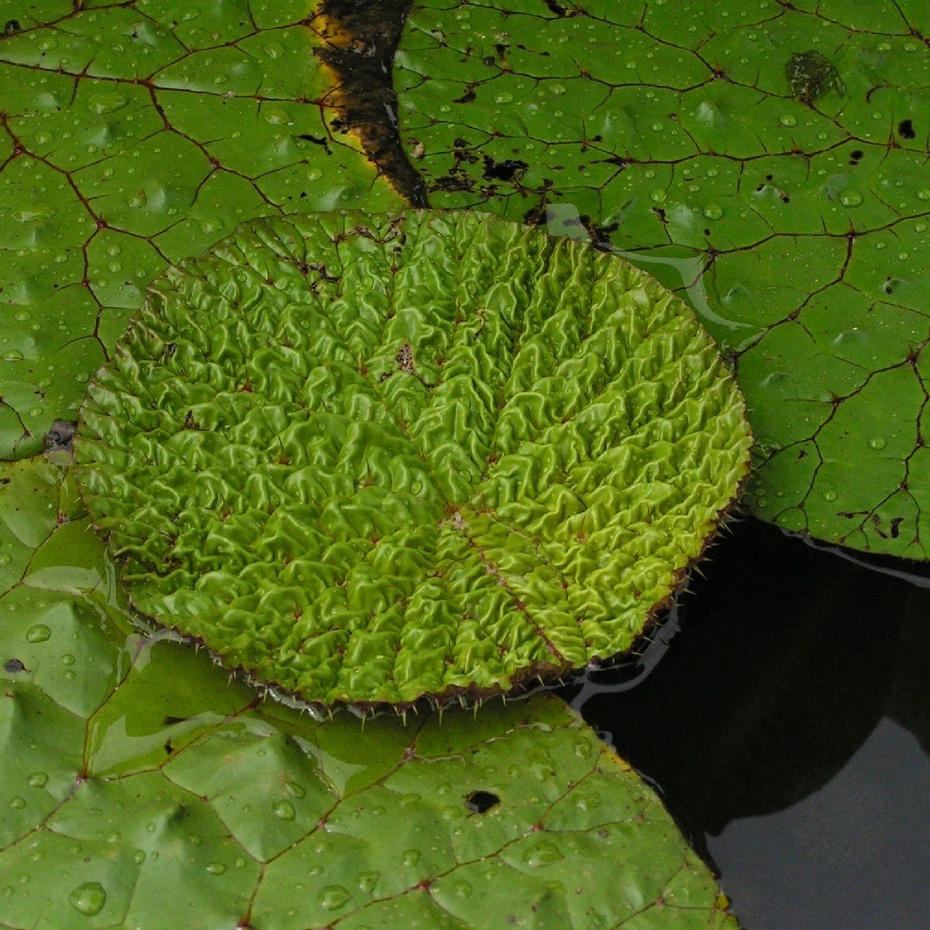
[567,518,930,930]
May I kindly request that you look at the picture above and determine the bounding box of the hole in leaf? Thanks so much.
[465,790,501,813]
[3,658,26,673]
[898,119,916,140]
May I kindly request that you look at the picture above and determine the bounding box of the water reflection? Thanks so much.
[569,517,930,929]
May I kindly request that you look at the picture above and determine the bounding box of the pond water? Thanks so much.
[567,517,930,929]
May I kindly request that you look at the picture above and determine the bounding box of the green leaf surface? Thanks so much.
[0,456,738,930]
[74,208,751,707]
[395,0,930,558]
[0,0,405,461]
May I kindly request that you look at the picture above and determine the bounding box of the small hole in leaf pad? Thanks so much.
[465,790,501,813]
[3,658,26,673]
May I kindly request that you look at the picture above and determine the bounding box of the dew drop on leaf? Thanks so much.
[25,624,51,643]
[522,840,565,867]
[317,884,351,911]
[68,882,107,917]
[272,800,295,821]
[27,772,48,788]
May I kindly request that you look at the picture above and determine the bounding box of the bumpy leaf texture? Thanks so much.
[0,0,404,460]
[74,209,751,707]
[0,457,738,930]
[395,0,930,558]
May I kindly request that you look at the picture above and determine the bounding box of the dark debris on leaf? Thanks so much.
[785,50,845,103]
[44,419,78,452]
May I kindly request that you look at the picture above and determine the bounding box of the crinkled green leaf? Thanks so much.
[395,0,930,558]
[0,0,404,460]
[74,208,751,706]
[0,456,738,930]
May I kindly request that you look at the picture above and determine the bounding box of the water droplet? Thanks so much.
[318,884,351,911]
[68,882,107,916]
[822,490,838,502]
[494,92,513,104]
[10,797,25,810]
[285,780,305,798]
[234,857,247,868]
[779,113,797,127]
[703,203,723,220]
[26,624,51,643]
[868,437,886,450]
[839,190,863,207]
[357,871,380,893]
[401,849,421,867]
[86,92,128,115]
[61,653,75,666]
[453,880,473,898]
[522,840,564,867]
[3,350,24,361]
[199,217,223,234]
[264,41,285,59]
[649,189,667,203]
[549,83,566,95]
[917,189,930,201]
[206,862,227,875]
[273,800,295,820]
[27,772,48,788]
[188,834,203,847]
[133,850,146,864]
[0,553,11,565]
[263,107,291,125]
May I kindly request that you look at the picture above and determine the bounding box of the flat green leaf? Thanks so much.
[0,456,739,930]
[0,1,404,460]
[395,0,930,558]
[74,209,751,706]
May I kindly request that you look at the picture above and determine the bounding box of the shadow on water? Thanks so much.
[564,517,930,930]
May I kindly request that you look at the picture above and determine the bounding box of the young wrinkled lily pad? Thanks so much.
[75,209,752,708]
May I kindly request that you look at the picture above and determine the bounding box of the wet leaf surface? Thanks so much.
[395,0,930,558]
[74,209,751,706]
[0,456,738,930]
[0,0,405,460]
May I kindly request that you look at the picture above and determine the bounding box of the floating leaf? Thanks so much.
[0,1,405,460]
[74,209,751,707]
[0,456,739,930]
[395,0,930,558]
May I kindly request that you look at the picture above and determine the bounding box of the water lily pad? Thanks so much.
[0,455,740,930]
[394,0,930,558]
[0,1,404,460]
[74,209,751,707]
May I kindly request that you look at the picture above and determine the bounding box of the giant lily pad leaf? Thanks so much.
[0,456,739,930]
[74,209,751,707]
[395,0,930,559]
[0,1,405,461]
